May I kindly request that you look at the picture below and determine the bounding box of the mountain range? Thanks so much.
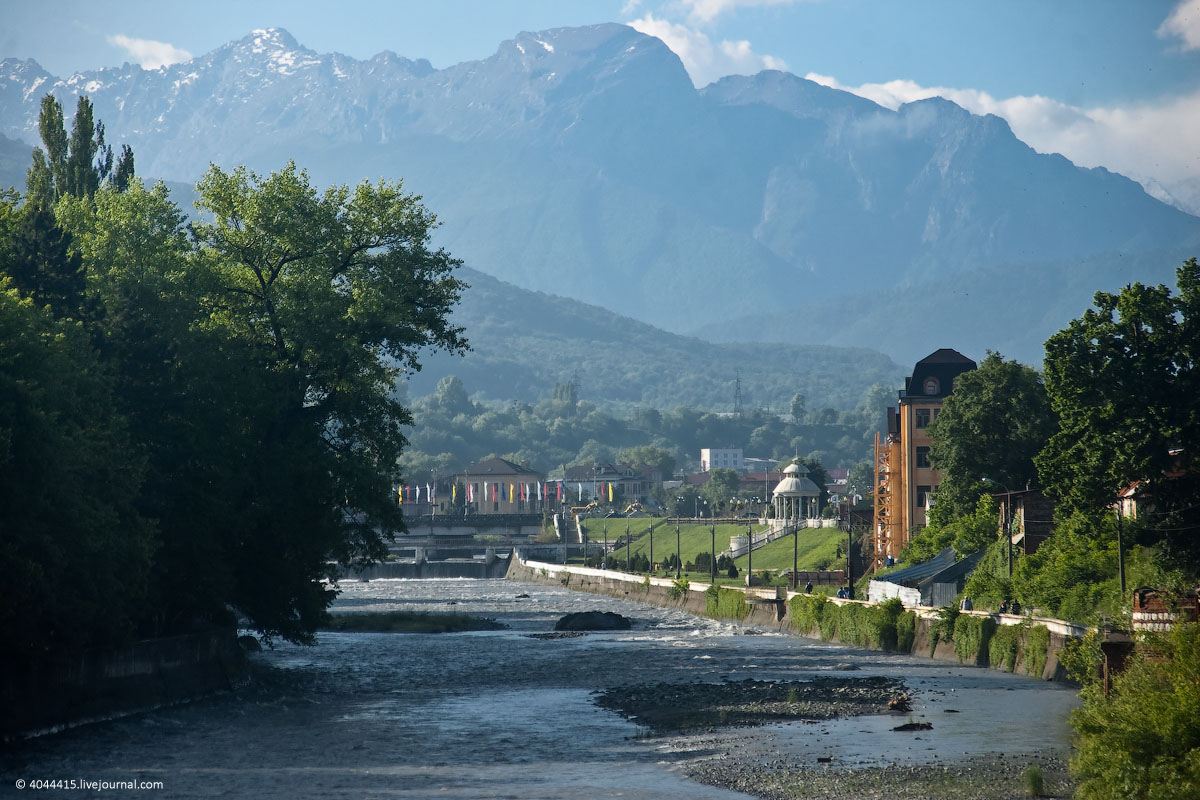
[1,23,1197,370]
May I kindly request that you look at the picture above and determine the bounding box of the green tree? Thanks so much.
[26,95,118,207]
[186,162,467,640]
[0,281,154,666]
[619,445,676,478]
[845,460,874,503]
[789,392,806,420]
[1071,623,1200,800]
[703,467,741,511]
[1039,261,1199,511]
[5,206,86,319]
[903,493,998,565]
[1038,260,1200,567]
[927,352,1057,521]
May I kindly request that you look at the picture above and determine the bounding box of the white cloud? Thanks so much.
[1159,0,1200,50]
[678,0,809,25]
[805,72,1200,215]
[107,34,192,69]
[629,13,787,87]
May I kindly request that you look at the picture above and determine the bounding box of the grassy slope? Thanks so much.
[578,518,844,574]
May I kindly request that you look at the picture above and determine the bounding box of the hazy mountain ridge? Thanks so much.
[1,23,1196,362]
[409,266,902,411]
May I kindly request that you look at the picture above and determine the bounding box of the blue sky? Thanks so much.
[5,0,1200,211]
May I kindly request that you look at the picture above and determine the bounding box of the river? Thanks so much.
[2,578,1079,799]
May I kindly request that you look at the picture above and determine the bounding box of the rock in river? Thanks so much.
[554,611,632,631]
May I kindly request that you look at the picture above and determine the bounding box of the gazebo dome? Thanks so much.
[772,460,820,521]
[773,467,819,498]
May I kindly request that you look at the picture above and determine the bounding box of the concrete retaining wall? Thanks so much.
[2,628,246,741]
[508,558,1081,684]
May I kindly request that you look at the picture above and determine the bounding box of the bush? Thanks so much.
[988,622,1023,672]
[1060,628,1103,685]
[1071,623,1200,800]
[837,603,869,647]
[1025,624,1050,678]
[931,606,960,656]
[817,601,840,641]
[896,610,917,653]
[788,593,827,635]
[871,597,904,651]
[669,576,690,600]
[706,586,750,620]
[953,614,997,665]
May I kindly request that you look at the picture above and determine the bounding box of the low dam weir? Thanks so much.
[353,551,513,580]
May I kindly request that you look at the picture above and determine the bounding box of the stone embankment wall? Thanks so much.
[3,628,246,741]
[508,558,1083,684]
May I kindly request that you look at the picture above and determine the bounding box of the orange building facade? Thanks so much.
[873,349,976,567]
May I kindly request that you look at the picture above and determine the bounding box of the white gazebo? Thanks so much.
[771,461,821,530]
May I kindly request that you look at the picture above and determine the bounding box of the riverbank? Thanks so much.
[682,744,1073,800]
[507,557,1082,684]
[508,558,1081,798]
[3,578,1078,799]
[1,629,245,742]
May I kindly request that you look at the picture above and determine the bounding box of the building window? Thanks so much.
[916,485,932,508]
[915,408,931,429]
[916,447,931,469]
[923,377,940,395]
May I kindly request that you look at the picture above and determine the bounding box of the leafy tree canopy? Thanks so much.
[1037,259,1200,565]
[927,351,1056,520]
[1071,622,1200,800]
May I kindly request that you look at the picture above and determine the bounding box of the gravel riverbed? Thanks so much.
[592,674,1076,799]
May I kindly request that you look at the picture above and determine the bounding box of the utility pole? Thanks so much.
[1117,504,1126,593]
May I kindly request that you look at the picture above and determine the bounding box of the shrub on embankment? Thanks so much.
[953,613,998,665]
[706,585,750,620]
[787,595,917,652]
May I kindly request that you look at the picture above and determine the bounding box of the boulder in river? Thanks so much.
[554,611,632,631]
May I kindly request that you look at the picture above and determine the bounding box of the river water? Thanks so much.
[2,578,1079,799]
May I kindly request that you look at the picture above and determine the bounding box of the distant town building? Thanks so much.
[700,448,743,472]
[563,462,657,504]
[459,458,544,515]
[873,348,976,565]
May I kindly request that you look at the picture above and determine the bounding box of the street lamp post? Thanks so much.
[625,523,630,571]
[710,523,716,584]
[792,520,798,590]
[846,518,855,600]
[747,519,753,586]
[675,520,681,579]
[649,520,654,574]
[603,524,607,568]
